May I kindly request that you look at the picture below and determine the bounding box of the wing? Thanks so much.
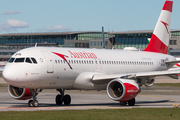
[92,68,180,84]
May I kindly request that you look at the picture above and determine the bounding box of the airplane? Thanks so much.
[2,0,179,107]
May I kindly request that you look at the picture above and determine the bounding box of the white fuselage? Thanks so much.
[3,47,176,89]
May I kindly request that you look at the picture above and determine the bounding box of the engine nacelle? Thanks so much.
[8,85,32,100]
[107,79,140,101]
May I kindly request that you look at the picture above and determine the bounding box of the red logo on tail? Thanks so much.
[161,21,169,34]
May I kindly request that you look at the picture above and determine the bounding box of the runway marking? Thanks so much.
[139,93,174,102]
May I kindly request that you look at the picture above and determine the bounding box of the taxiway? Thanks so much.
[0,76,180,111]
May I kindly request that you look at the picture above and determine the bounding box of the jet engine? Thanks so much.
[8,85,32,100]
[144,78,155,87]
[107,79,140,101]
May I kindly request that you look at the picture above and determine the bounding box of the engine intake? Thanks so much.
[8,85,32,100]
[107,79,139,101]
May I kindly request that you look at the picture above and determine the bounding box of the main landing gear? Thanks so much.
[120,98,136,106]
[28,89,42,107]
[56,89,71,106]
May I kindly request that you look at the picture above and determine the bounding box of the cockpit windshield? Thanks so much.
[8,58,15,63]
[31,58,37,64]
[15,58,25,63]
[8,57,38,64]
[25,58,32,63]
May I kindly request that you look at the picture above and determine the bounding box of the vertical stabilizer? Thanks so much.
[143,1,173,54]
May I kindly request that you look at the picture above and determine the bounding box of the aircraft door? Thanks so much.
[42,51,54,73]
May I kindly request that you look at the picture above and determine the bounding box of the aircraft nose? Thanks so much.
[2,65,17,85]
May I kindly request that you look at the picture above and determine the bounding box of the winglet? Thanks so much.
[143,1,173,54]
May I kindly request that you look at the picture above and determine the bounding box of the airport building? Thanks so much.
[0,30,180,63]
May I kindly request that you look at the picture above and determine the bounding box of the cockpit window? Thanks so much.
[25,58,32,63]
[31,58,37,64]
[8,58,15,63]
[15,58,25,63]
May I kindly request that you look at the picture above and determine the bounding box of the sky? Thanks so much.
[0,0,180,34]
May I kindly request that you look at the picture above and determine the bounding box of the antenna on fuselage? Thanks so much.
[102,26,105,49]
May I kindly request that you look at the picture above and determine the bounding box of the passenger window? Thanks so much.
[15,58,25,63]
[8,58,15,63]
[26,58,32,63]
[31,58,37,64]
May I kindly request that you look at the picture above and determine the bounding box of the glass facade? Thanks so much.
[114,33,152,49]
[0,32,109,49]
[0,30,180,50]
[0,35,65,46]
[77,33,109,40]
[171,30,180,36]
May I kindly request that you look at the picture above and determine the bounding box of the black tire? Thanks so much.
[28,100,33,107]
[33,100,39,107]
[63,94,71,105]
[56,94,63,105]
[120,101,127,106]
[128,98,135,106]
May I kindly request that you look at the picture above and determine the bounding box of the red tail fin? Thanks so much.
[143,1,173,54]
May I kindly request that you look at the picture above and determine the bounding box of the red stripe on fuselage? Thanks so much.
[52,52,73,69]
[143,34,168,54]
[175,63,180,67]
[162,1,173,12]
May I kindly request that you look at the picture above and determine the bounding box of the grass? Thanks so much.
[155,83,180,87]
[0,108,180,120]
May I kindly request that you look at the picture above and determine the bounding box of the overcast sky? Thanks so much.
[0,0,179,34]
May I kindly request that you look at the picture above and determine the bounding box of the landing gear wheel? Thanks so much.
[33,100,39,107]
[28,100,39,107]
[63,94,71,105]
[120,101,127,106]
[128,98,135,106]
[28,100,34,107]
[56,94,63,105]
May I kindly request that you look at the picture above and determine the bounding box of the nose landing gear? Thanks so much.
[28,89,42,107]
[56,89,71,106]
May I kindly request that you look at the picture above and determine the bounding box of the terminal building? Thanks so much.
[0,30,180,63]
